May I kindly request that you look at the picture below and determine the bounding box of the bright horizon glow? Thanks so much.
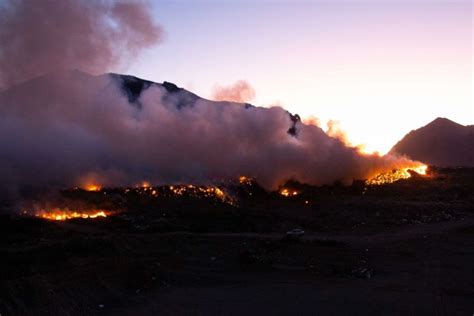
[123,0,472,154]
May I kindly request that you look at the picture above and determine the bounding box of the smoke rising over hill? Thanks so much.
[0,71,421,195]
[212,80,256,103]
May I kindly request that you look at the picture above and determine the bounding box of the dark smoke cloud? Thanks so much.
[212,80,256,103]
[0,71,420,195]
[0,0,162,89]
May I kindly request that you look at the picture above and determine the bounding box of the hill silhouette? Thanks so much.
[390,118,474,167]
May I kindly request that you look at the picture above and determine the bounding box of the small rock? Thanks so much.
[352,267,374,279]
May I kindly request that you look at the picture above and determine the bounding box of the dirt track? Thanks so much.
[105,218,474,316]
[141,215,474,244]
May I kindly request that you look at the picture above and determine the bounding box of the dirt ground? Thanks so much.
[1,167,473,315]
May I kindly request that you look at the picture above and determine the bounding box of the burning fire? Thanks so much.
[366,164,428,185]
[21,165,429,222]
[167,185,229,202]
[85,184,101,192]
[121,183,235,205]
[239,176,253,185]
[279,188,299,197]
[25,209,110,221]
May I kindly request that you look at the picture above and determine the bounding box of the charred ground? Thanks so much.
[1,167,474,315]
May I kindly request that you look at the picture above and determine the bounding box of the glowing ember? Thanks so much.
[28,209,110,221]
[122,183,236,205]
[366,164,428,185]
[238,176,253,185]
[279,188,299,197]
[85,185,101,192]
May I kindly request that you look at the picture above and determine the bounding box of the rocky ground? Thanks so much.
[0,167,473,315]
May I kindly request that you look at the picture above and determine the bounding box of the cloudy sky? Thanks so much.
[126,0,472,154]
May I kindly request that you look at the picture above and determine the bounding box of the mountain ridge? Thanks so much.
[390,117,474,167]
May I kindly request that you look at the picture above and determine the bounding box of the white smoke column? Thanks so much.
[0,0,162,89]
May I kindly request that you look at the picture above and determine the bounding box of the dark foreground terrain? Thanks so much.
[1,167,474,315]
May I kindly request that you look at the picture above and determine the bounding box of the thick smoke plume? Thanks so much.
[0,0,162,89]
[0,71,420,196]
[326,120,352,146]
[212,80,256,103]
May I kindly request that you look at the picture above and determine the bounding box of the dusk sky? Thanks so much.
[125,0,473,154]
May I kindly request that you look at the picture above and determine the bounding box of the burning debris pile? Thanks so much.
[365,165,428,186]
[20,182,241,221]
[118,183,236,205]
[279,188,300,197]
[25,209,110,221]
[18,165,432,222]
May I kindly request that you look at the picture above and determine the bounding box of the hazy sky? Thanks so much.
[126,0,471,153]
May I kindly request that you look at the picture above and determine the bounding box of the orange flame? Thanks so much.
[279,188,299,197]
[85,184,101,192]
[366,164,428,185]
[27,209,110,221]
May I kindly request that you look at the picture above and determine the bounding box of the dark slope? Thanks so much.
[390,117,474,167]
[109,73,201,109]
